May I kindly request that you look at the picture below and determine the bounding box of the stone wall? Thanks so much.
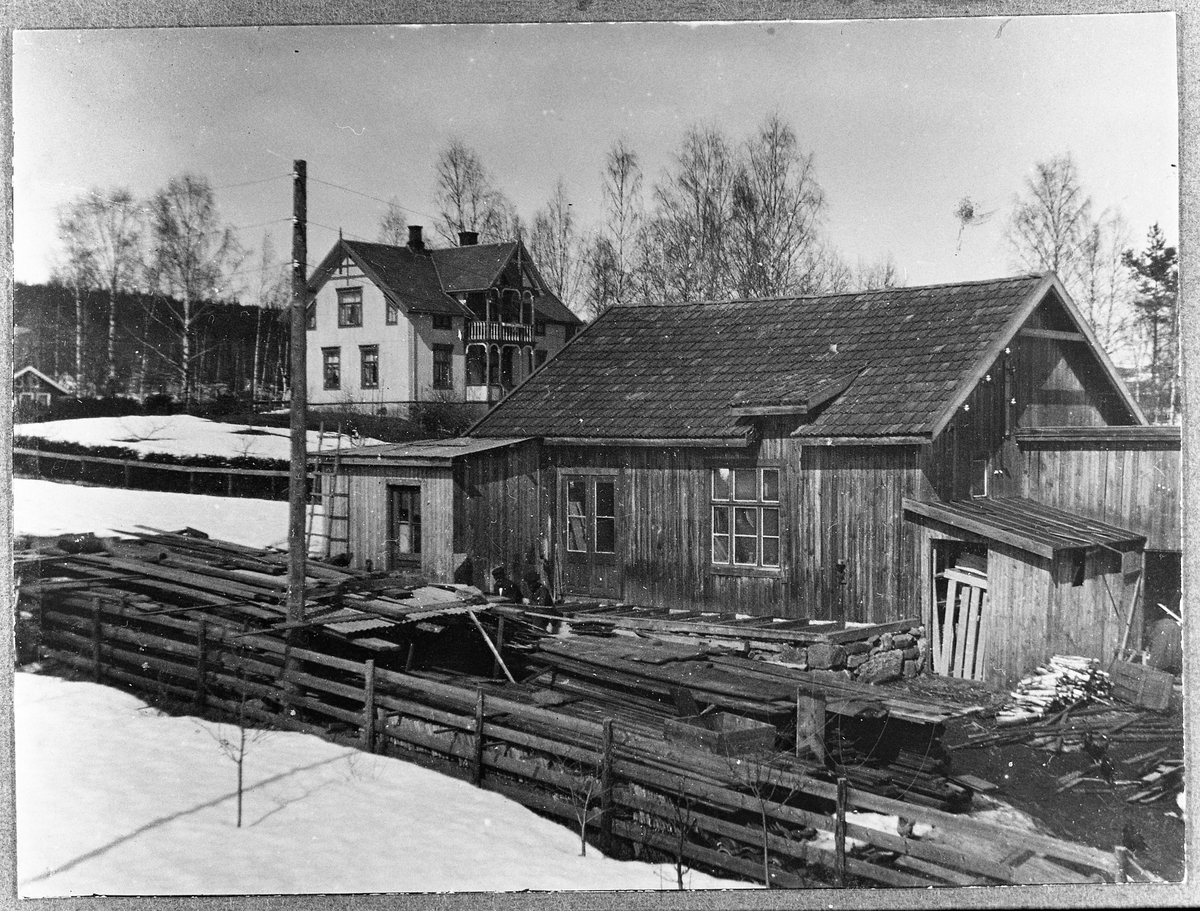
[757,622,927,684]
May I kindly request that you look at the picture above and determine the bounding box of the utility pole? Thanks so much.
[288,160,307,626]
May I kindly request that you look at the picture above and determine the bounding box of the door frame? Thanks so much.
[559,469,621,597]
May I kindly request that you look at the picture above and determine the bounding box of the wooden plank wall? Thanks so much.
[345,464,454,579]
[795,445,922,623]
[455,441,544,591]
[1020,443,1181,552]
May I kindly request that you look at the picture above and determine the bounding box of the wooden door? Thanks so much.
[929,544,989,681]
[561,474,620,598]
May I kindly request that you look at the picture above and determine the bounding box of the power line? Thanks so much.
[212,173,291,191]
[307,174,439,225]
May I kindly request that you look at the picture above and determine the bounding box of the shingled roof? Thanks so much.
[469,273,1121,444]
[309,239,581,323]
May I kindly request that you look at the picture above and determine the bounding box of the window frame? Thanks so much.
[432,343,454,390]
[322,347,341,390]
[432,314,453,331]
[359,345,379,389]
[385,300,399,325]
[387,483,422,567]
[709,465,782,575]
[337,286,363,328]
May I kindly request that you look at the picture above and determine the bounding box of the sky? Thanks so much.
[13,14,1179,295]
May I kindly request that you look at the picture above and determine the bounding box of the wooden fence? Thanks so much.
[26,588,1130,889]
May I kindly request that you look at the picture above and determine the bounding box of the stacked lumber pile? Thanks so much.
[995,656,1111,726]
[17,526,491,656]
[541,603,928,684]
[524,632,978,811]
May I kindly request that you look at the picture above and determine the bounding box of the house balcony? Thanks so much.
[465,320,534,345]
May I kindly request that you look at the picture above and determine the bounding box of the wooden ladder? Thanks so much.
[305,423,351,558]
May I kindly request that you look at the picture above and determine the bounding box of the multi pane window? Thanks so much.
[337,287,363,327]
[360,345,379,389]
[386,301,399,325]
[711,468,780,568]
[390,485,422,557]
[433,314,453,331]
[322,348,341,390]
[433,344,453,389]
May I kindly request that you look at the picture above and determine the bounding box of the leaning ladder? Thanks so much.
[305,423,350,558]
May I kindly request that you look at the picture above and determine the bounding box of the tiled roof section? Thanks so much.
[343,241,468,316]
[431,243,518,292]
[730,364,863,411]
[471,275,1046,441]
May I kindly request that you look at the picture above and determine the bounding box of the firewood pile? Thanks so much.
[995,655,1111,726]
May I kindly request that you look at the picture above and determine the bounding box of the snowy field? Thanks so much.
[14,672,753,896]
[13,477,322,550]
[14,414,377,460]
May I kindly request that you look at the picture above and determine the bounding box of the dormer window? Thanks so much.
[338,287,363,327]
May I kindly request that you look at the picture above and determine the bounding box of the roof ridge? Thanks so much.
[612,273,1047,310]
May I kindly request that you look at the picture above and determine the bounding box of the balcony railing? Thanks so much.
[465,320,533,345]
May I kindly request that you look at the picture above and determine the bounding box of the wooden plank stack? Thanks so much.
[995,655,1111,726]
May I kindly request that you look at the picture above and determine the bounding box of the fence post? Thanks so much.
[124,461,131,489]
[473,689,485,787]
[227,473,235,497]
[188,471,196,495]
[362,659,376,753]
[796,686,825,763]
[1114,846,1130,883]
[834,777,848,887]
[600,718,615,848]
[91,597,103,684]
[194,621,208,713]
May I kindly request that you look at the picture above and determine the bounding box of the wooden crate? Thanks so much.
[1110,660,1173,712]
[664,712,777,756]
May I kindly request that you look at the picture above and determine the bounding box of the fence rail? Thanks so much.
[22,586,1128,889]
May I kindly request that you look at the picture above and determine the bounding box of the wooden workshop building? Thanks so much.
[327,273,1180,689]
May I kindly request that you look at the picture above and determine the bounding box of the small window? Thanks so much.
[535,349,548,369]
[337,287,363,327]
[970,458,989,499]
[565,324,577,341]
[711,467,780,569]
[386,300,399,325]
[535,319,546,337]
[322,348,341,390]
[306,302,316,330]
[433,314,453,331]
[360,345,379,389]
[433,344,454,390]
[566,479,587,553]
[389,485,422,560]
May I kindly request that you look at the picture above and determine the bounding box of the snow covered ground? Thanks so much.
[14,672,753,896]
[14,415,378,460]
[14,477,317,550]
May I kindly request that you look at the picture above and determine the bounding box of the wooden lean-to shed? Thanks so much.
[318,436,543,586]
[450,272,1176,689]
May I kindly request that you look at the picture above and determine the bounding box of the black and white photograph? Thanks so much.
[5,5,1191,900]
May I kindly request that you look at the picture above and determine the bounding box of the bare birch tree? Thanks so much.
[146,174,243,404]
[377,198,408,245]
[1073,210,1135,359]
[54,187,145,392]
[729,115,827,298]
[433,138,517,244]
[1007,153,1093,278]
[530,178,583,310]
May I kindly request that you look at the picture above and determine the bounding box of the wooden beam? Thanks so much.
[903,497,1056,559]
[1018,327,1087,342]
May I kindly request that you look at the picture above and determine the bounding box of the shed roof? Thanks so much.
[334,436,532,467]
[902,496,1146,559]
[470,274,1102,443]
[13,365,69,395]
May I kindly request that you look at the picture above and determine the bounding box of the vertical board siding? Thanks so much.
[346,465,454,578]
[458,441,543,591]
[1020,443,1180,551]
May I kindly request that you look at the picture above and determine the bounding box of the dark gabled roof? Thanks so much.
[332,436,532,467]
[902,496,1145,559]
[431,242,518,292]
[13,365,69,394]
[469,274,1083,442]
[315,241,468,317]
[309,239,582,323]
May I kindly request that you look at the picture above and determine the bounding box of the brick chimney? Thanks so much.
[407,225,425,252]
[458,230,479,246]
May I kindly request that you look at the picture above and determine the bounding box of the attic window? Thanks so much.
[338,287,363,327]
[386,300,399,325]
